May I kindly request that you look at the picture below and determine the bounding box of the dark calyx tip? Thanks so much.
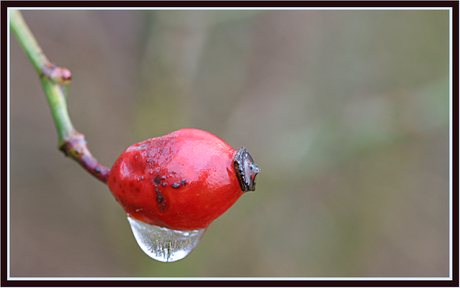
[234,147,260,192]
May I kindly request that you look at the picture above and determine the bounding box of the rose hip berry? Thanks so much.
[108,128,260,231]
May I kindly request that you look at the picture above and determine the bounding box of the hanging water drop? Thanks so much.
[127,217,206,262]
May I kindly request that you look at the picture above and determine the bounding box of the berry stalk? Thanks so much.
[10,10,109,183]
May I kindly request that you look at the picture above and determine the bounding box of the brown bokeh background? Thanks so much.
[9,9,450,277]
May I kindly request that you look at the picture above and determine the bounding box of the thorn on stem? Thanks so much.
[41,62,71,85]
[59,133,110,184]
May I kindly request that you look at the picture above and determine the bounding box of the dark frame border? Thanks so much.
[2,1,458,287]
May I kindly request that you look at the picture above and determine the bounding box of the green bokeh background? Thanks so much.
[9,9,450,277]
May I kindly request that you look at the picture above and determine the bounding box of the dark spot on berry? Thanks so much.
[140,144,146,148]
[95,166,101,173]
[141,176,144,180]
[155,188,166,205]
[158,201,167,211]
[162,183,166,187]
[154,175,161,185]
[172,183,180,188]
[181,179,186,186]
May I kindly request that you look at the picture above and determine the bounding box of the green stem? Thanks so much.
[10,9,75,145]
[10,10,110,183]
[41,80,76,144]
[9,10,48,74]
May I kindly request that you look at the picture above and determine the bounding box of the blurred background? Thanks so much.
[9,9,450,277]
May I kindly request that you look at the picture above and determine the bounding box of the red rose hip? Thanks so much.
[108,128,260,231]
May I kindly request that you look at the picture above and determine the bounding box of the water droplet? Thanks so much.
[127,217,206,262]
